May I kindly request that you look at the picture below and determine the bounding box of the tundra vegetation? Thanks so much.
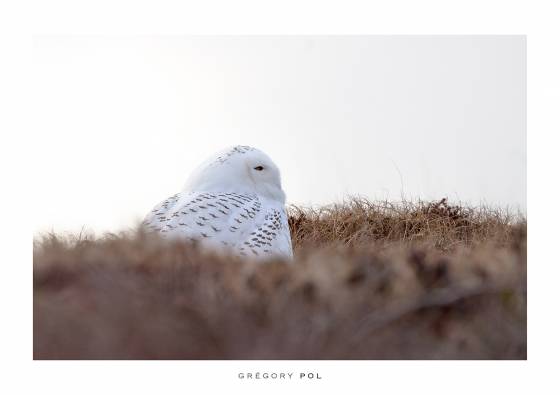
[34,198,526,359]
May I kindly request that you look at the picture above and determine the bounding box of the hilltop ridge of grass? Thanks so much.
[33,198,526,359]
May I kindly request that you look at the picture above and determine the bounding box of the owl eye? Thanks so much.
[253,166,264,171]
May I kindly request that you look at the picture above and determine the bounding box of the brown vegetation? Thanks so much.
[33,198,526,359]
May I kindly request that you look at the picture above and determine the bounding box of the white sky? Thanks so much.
[32,36,526,234]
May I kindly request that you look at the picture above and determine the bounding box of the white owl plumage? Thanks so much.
[143,146,293,260]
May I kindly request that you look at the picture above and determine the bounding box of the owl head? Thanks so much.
[184,146,286,203]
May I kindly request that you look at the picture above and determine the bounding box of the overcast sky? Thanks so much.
[33,36,526,234]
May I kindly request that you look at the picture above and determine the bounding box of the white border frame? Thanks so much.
[4,0,559,393]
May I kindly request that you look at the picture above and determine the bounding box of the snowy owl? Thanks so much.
[143,146,293,260]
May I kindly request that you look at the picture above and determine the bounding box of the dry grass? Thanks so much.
[289,197,523,251]
[33,198,526,359]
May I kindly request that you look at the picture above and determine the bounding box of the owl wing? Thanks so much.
[143,191,264,244]
[235,203,293,259]
[142,193,181,232]
[143,191,293,260]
